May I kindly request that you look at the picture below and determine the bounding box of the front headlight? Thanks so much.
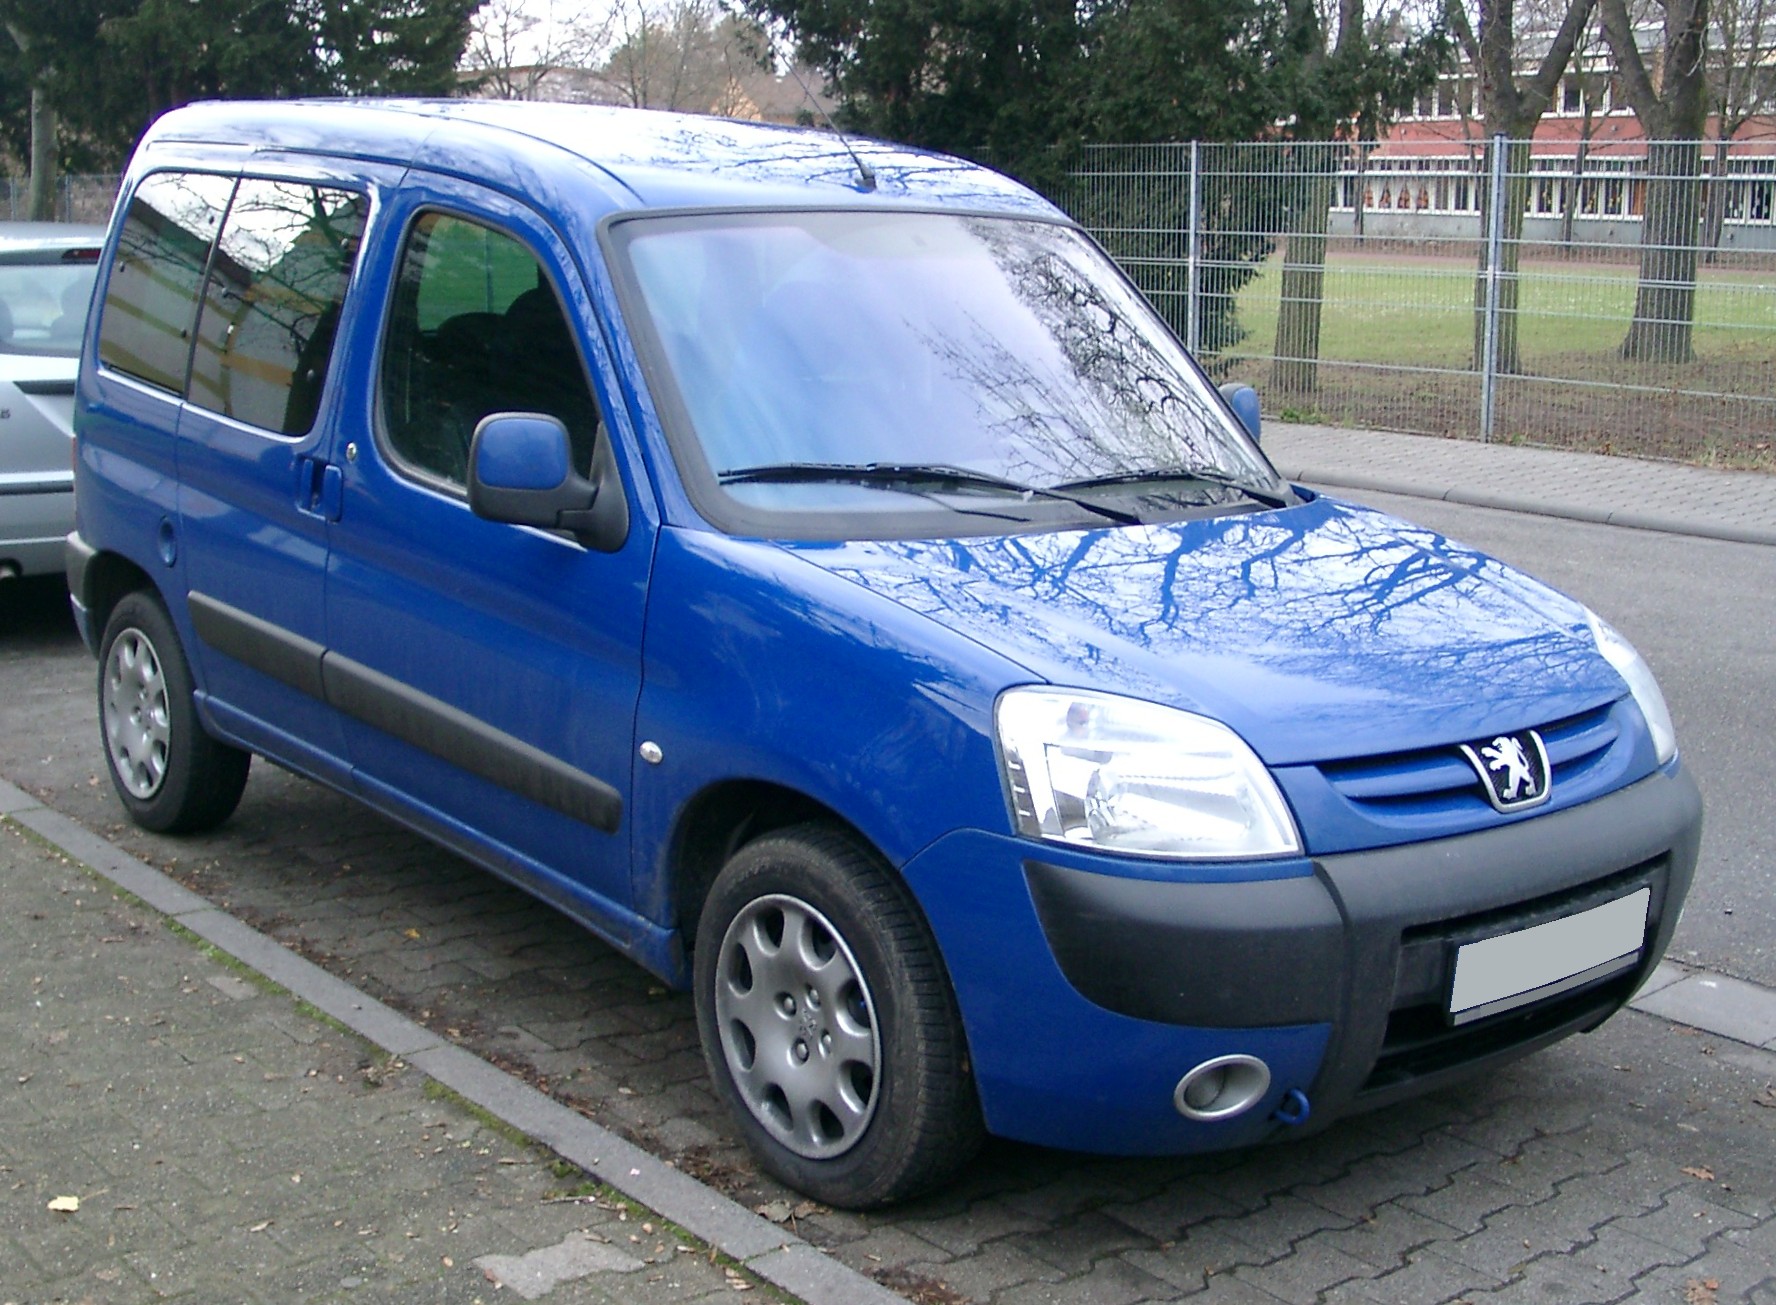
[1586,611,1676,765]
[994,687,1301,859]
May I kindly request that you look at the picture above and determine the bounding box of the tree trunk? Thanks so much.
[27,86,57,221]
[1270,162,1336,395]
[1472,139,1530,376]
[1560,131,1591,251]
[1701,137,1731,266]
[1353,144,1368,245]
[1622,138,1703,363]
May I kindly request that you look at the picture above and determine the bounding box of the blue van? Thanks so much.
[68,101,1702,1208]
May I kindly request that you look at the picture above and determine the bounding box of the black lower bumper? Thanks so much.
[1025,764,1703,1123]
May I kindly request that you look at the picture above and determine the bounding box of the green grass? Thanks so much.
[1232,252,1775,370]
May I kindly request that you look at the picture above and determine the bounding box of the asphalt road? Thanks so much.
[4,491,1776,1304]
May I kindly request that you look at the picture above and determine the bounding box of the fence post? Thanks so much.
[1479,133,1507,443]
[1186,141,1201,356]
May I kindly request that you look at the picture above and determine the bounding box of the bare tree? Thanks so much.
[1445,0,1597,373]
[1270,0,1443,396]
[598,0,764,113]
[464,0,617,101]
[1598,0,1710,362]
[463,0,549,99]
[1550,6,1611,250]
[6,21,57,220]
[1702,0,1776,253]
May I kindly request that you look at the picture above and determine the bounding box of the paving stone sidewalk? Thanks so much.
[0,817,783,1305]
[1265,424,1776,547]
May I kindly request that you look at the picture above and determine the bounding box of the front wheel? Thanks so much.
[694,825,982,1208]
[98,591,250,833]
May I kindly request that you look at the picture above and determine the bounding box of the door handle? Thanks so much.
[296,456,343,522]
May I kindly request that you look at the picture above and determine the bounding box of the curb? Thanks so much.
[1279,464,1776,548]
[0,776,905,1305]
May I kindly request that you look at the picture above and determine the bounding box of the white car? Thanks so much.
[1,223,105,580]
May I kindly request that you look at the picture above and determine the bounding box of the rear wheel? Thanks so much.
[694,824,982,1208]
[98,591,250,833]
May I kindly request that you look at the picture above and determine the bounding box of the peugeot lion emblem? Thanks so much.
[1460,729,1551,813]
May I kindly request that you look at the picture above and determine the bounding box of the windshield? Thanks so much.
[0,258,98,357]
[611,211,1284,539]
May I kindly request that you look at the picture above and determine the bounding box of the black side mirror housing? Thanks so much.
[467,413,628,552]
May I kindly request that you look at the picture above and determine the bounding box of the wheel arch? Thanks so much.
[77,549,159,654]
[669,779,871,953]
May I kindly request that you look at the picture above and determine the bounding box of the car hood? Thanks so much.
[779,495,1626,766]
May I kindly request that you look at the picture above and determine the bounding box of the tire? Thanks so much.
[98,591,250,833]
[694,823,983,1209]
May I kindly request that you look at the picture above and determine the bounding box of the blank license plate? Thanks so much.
[1449,888,1650,1025]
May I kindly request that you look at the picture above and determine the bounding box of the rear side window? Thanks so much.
[97,172,234,391]
[381,212,599,487]
[187,180,367,435]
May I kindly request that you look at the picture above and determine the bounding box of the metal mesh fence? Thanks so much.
[1065,139,1776,467]
[1,174,120,224]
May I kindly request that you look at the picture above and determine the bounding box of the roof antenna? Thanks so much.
[783,57,875,191]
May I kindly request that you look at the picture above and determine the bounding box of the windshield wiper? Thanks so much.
[718,462,1142,526]
[1049,465,1291,510]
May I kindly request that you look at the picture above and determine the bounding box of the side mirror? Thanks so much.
[467,413,626,551]
[1218,383,1262,443]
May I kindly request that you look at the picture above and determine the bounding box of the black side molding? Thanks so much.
[188,591,622,834]
[189,592,327,700]
[321,654,622,834]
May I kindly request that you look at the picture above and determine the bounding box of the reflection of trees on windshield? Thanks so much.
[879,216,1275,493]
[626,210,1277,533]
[819,500,1601,729]
[954,218,1233,487]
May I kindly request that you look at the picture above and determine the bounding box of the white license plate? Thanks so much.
[1449,887,1650,1025]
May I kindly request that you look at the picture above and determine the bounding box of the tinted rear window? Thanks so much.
[97,172,234,392]
[186,179,366,435]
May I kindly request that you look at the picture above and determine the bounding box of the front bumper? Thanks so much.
[900,764,1701,1155]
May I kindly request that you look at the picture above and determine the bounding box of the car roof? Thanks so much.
[141,99,1066,222]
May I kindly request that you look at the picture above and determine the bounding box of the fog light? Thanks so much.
[1173,1055,1270,1121]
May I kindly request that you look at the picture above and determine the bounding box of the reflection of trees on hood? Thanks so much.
[822,500,1601,719]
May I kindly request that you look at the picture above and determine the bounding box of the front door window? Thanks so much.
[380,212,599,487]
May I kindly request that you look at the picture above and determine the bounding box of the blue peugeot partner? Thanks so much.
[68,100,1702,1208]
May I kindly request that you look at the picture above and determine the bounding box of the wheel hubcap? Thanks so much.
[103,628,170,800]
[714,894,881,1160]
